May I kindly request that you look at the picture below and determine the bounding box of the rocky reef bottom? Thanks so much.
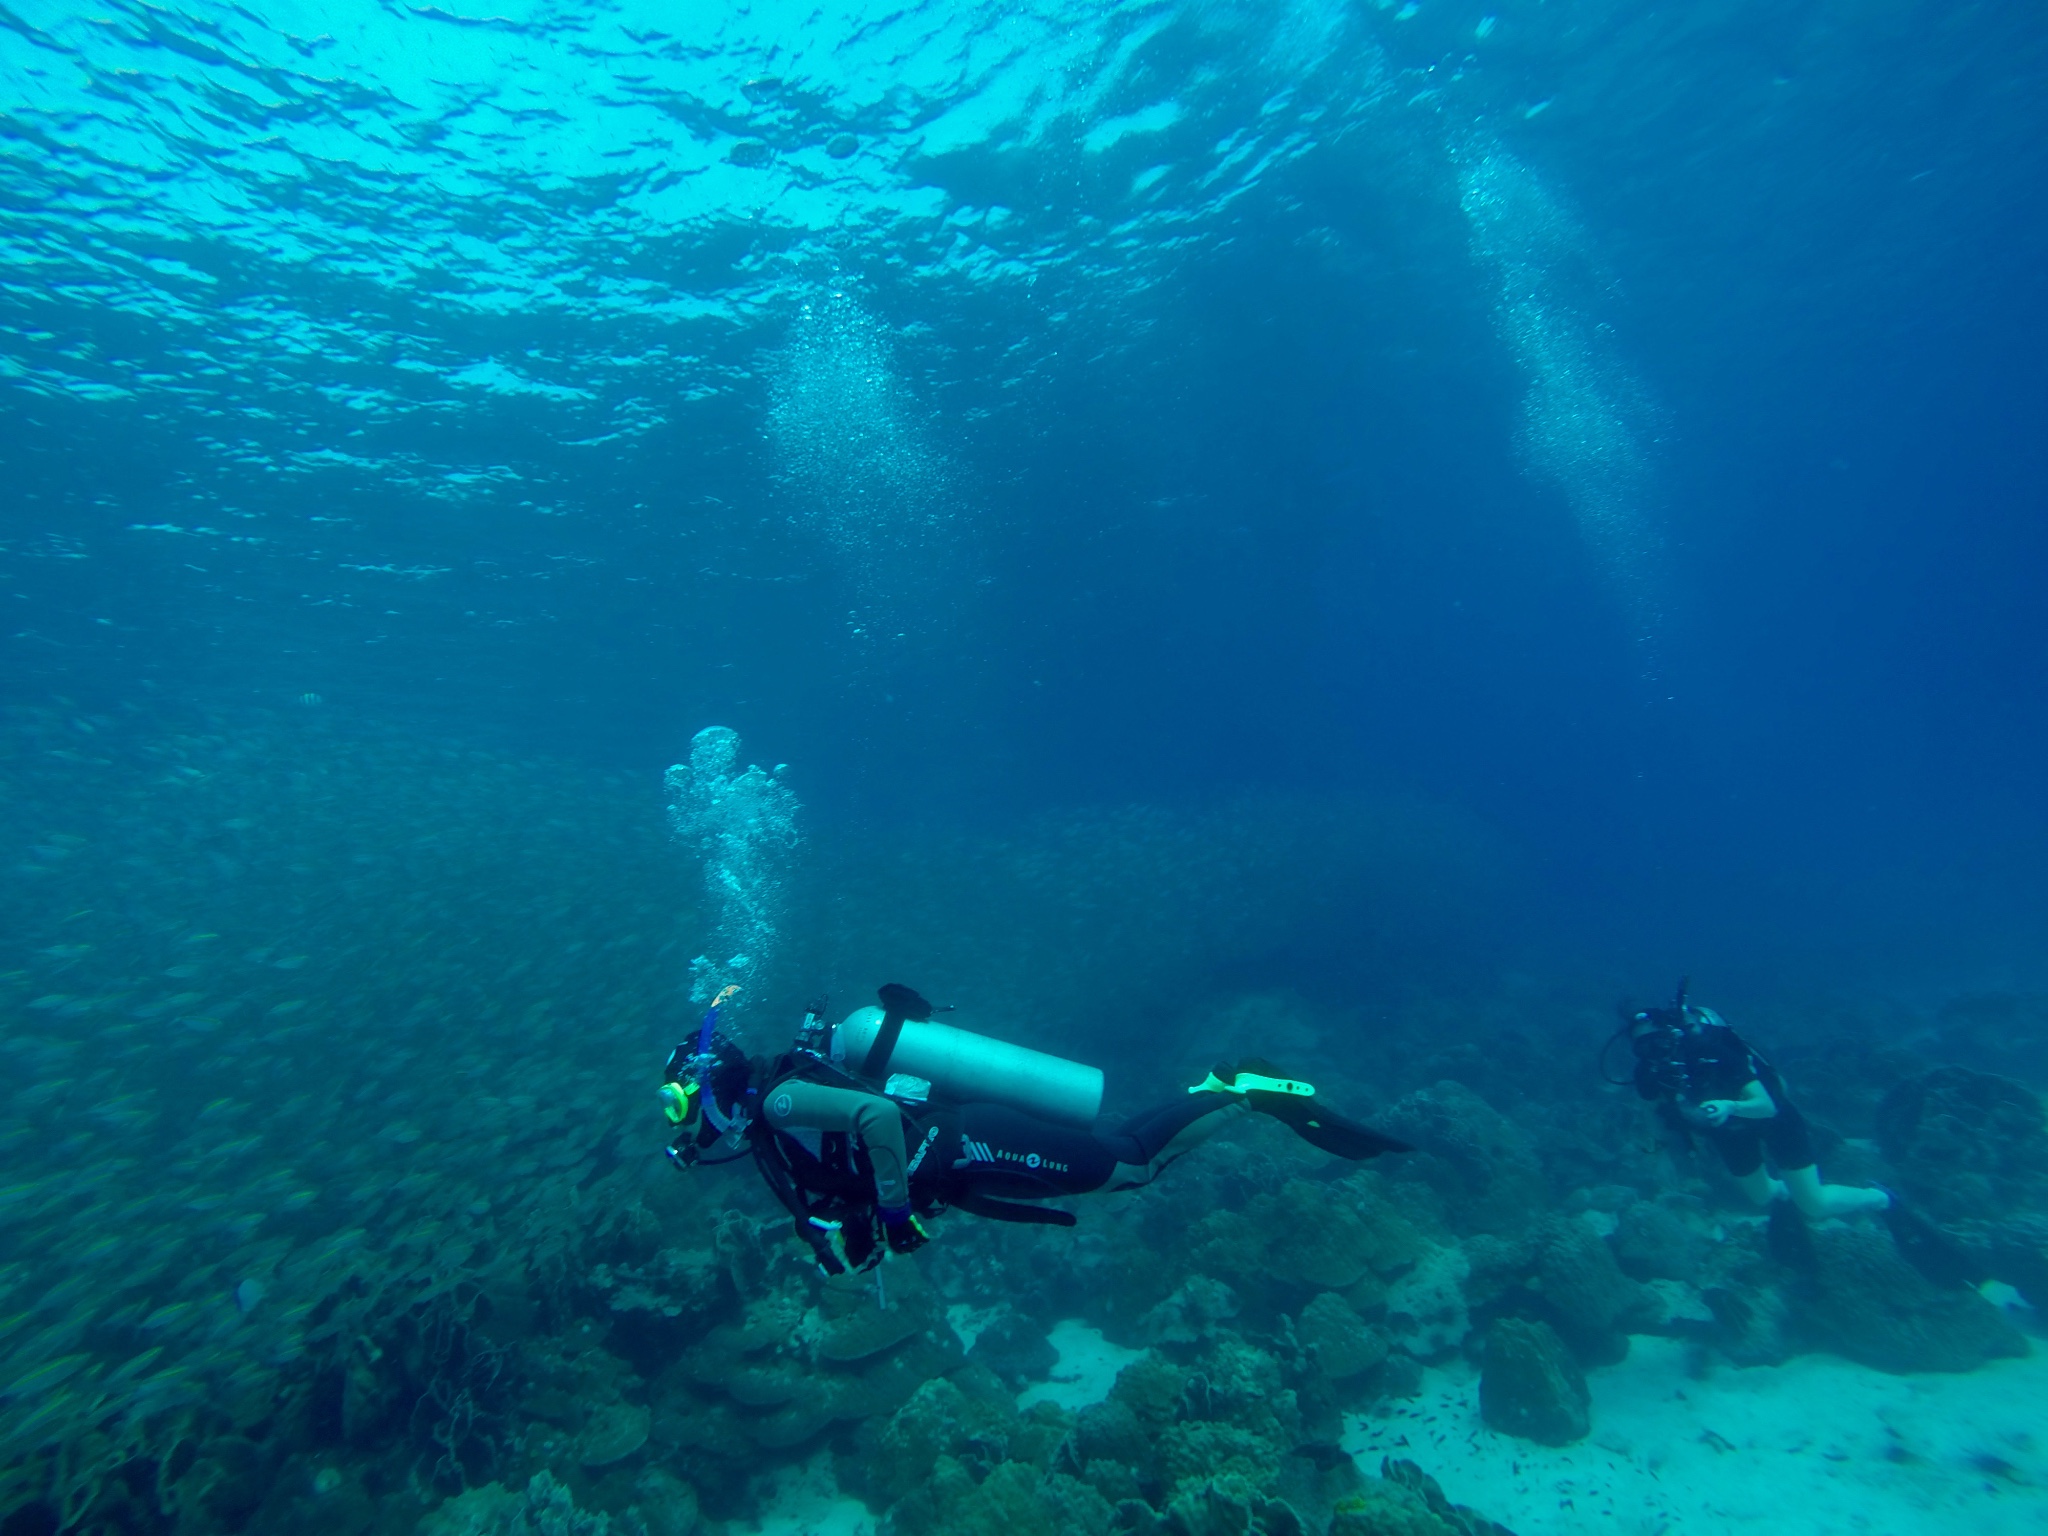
[348,1082,2045,1536]
[694,1318,2048,1536]
[10,988,2048,1536]
[508,1309,2048,1536]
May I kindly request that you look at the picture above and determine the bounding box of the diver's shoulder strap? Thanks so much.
[766,1051,863,1095]
[860,1009,907,1082]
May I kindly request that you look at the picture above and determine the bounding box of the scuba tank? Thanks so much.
[836,984,1103,1127]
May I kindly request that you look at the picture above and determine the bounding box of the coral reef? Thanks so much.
[1295,1293,1389,1383]
[0,710,2036,1536]
[1377,1084,1549,1237]
[652,1259,966,1486]
[1522,1218,1655,1365]
[1330,1459,1516,1536]
[1697,1241,1798,1369]
[1140,1277,1241,1348]
[1960,1213,2048,1310]
[1477,1319,1588,1446]
[1187,1176,1429,1303]
[1874,1067,2048,1224]
[890,1457,1110,1536]
[1609,1198,1710,1283]
[967,1307,1062,1387]
[1792,1224,2026,1374]
[1381,1246,1470,1360]
[417,1471,627,1536]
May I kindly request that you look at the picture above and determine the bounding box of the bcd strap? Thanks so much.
[862,1005,908,1083]
[862,982,934,1081]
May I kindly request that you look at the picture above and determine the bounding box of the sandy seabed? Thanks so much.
[1343,1332,2048,1536]
[742,1315,2048,1536]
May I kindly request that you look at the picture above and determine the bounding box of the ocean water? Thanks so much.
[3,3,2046,1534]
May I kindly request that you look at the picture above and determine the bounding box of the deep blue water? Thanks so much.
[7,0,2044,993]
[3,3,2047,1528]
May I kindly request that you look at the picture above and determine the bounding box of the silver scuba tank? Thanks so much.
[835,1006,1104,1127]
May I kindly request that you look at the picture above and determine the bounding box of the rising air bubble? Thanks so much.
[1454,136,1662,652]
[665,726,801,1010]
[765,282,954,573]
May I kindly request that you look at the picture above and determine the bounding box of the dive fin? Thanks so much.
[1194,1059,1410,1159]
[1247,1089,1412,1159]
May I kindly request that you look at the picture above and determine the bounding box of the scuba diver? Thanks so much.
[661,983,1411,1275]
[1613,982,1890,1220]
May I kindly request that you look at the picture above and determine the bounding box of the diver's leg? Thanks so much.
[1715,1123,1786,1206]
[1117,1093,1245,1161]
[1782,1164,1890,1219]
[1736,1167,1789,1207]
[943,1097,1241,1199]
[951,1103,1122,1197]
[1766,1108,1887,1218]
[1102,1097,1247,1190]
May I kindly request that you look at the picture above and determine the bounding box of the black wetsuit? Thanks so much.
[1635,1021,1815,1176]
[752,1051,1231,1235]
[909,1095,1227,1208]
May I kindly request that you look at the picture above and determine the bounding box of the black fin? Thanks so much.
[1246,1089,1411,1159]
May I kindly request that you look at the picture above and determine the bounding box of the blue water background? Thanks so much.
[3,1,2045,1014]
[4,3,2048,1526]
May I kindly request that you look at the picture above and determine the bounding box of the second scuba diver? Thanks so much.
[1620,984,1891,1220]
[662,983,1411,1275]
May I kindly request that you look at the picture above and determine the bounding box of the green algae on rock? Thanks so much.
[418,1472,614,1536]
[576,1402,651,1467]
[1297,1291,1391,1381]
[817,1298,926,1362]
[1796,1223,2026,1373]
[890,1456,1114,1536]
[1379,1082,1551,1237]
[1190,1176,1427,1299]
[1478,1318,1589,1446]
[1526,1217,1657,1366]
[1331,1458,1518,1536]
[1875,1067,2048,1223]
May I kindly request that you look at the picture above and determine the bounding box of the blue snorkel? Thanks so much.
[661,984,746,1168]
[694,983,737,1062]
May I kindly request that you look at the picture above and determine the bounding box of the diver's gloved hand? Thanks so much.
[797,1216,849,1277]
[879,1203,931,1257]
